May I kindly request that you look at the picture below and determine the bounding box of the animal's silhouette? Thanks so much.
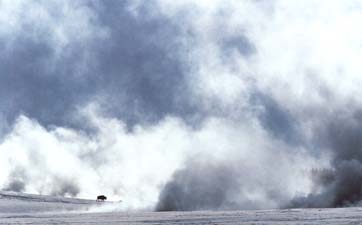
[97,195,107,201]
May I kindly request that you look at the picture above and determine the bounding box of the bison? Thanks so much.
[97,195,107,202]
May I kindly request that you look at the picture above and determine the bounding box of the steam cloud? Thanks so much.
[1,0,362,211]
[290,109,362,208]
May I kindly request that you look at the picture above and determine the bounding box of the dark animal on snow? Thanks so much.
[97,195,107,201]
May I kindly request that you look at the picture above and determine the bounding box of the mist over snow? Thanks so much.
[1,0,362,210]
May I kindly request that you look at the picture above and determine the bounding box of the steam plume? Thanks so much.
[1,0,362,211]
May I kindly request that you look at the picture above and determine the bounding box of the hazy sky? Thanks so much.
[1,0,362,210]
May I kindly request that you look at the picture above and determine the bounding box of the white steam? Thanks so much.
[0,105,323,209]
[1,0,362,210]
[0,106,189,209]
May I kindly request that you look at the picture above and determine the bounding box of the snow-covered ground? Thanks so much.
[1,192,362,224]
